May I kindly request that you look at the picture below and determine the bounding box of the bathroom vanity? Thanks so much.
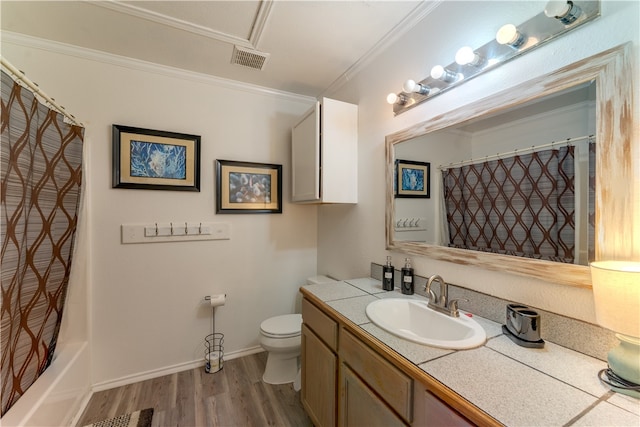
[300,278,640,427]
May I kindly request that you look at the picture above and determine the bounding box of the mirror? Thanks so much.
[386,44,635,288]
[394,81,596,264]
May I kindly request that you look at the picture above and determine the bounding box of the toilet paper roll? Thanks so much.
[205,351,223,373]
[208,294,226,307]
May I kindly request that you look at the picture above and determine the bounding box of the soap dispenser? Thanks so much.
[401,258,414,295]
[382,256,395,291]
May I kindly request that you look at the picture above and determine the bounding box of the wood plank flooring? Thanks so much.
[77,351,312,427]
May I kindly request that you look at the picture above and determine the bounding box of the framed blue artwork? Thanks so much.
[395,159,430,198]
[112,124,201,191]
[215,159,282,214]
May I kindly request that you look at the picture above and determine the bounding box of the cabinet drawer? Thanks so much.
[302,298,338,351]
[339,328,413,422]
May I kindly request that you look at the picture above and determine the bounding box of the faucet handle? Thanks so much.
[448,298,469,318]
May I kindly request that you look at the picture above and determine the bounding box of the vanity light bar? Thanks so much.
[388,0,600,116]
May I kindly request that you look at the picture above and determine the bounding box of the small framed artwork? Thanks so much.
[215,160,282,214]
[112,124,201,191]
[395,159,430,198]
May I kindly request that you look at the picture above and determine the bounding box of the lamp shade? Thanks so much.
[590,261,640,338]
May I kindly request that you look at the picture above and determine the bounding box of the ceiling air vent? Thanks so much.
[231,46,270,71]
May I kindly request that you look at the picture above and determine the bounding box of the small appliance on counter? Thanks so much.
[503,303,545,348]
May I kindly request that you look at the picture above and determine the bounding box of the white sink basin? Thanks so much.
[365,298,486,349]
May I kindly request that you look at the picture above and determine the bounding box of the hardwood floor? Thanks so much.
[77,351,312,427]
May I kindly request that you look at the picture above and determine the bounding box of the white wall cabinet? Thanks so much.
[291,97,357,203]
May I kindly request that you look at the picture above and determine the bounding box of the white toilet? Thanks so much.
[259,275,336,387]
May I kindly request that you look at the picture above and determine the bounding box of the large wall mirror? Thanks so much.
[386,44,635,288]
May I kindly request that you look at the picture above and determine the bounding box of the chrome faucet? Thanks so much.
[425,275,462,317]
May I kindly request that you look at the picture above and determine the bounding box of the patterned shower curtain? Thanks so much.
[442,146,576,263]
[1,70,84,415]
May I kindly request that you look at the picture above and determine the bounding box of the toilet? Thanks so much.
[259,275,336,387]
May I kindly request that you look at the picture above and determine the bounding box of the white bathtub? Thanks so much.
[1,341,91,427]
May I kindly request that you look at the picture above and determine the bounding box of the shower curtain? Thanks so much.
[1,70,84,415]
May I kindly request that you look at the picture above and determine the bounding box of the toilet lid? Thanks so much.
[260,314,302,338]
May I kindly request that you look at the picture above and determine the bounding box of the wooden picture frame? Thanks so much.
[215,160,282,214]
[112,124,201,191]
[395,159,430,198]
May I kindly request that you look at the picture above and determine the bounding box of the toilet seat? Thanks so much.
[260,314,302,338]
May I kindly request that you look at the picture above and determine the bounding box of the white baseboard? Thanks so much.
[91,346,265,392]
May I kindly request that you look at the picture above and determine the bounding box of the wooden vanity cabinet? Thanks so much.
[301,295,483,427]
[301,298,338,427]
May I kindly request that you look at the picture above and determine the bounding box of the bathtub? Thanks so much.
[1,341,91,427]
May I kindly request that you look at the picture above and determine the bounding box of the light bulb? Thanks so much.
[386,93,406,105]
[430,65,458,83]
[496,24,525,47]
[544,0,582,24]
[403,80,430,95]
[455,46,483,66]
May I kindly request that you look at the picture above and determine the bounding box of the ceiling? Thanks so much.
[1,0,435,97]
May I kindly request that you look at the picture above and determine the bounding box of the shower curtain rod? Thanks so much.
[438,134,594,170]
[1,56,83,127]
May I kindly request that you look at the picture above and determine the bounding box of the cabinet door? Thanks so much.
[413,389,474,427]
[291,102,320,202]
[301,324,337,427]
[340,364,407,427]
[320,97,358,203]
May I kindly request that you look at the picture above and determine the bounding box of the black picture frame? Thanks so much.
[395,159,430,198]
[112,124,201,191]
[215,159,282,214]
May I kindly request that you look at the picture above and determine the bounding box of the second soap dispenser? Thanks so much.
[401,258,414,295]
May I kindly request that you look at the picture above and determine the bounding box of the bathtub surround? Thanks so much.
[371,263,617,361]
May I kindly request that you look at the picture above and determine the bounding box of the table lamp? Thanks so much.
[590,261,640,398]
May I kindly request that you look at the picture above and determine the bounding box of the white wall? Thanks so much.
[318,1,639,323]
[2,38,318,389]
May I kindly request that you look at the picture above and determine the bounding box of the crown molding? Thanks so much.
[1,31,316,104]
[248,0,273,49]
[321,0,442,97]
[91,0,273,50]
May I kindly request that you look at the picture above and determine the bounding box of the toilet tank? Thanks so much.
[306,275,336,285]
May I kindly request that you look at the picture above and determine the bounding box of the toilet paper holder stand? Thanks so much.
[204,294,226,373]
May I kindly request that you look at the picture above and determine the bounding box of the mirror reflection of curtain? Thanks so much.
[0,70,84,415]
[442,146,577,263]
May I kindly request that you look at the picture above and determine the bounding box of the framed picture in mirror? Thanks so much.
[395,159,430,198]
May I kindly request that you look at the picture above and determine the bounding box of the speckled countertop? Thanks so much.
[301,278,640,427]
